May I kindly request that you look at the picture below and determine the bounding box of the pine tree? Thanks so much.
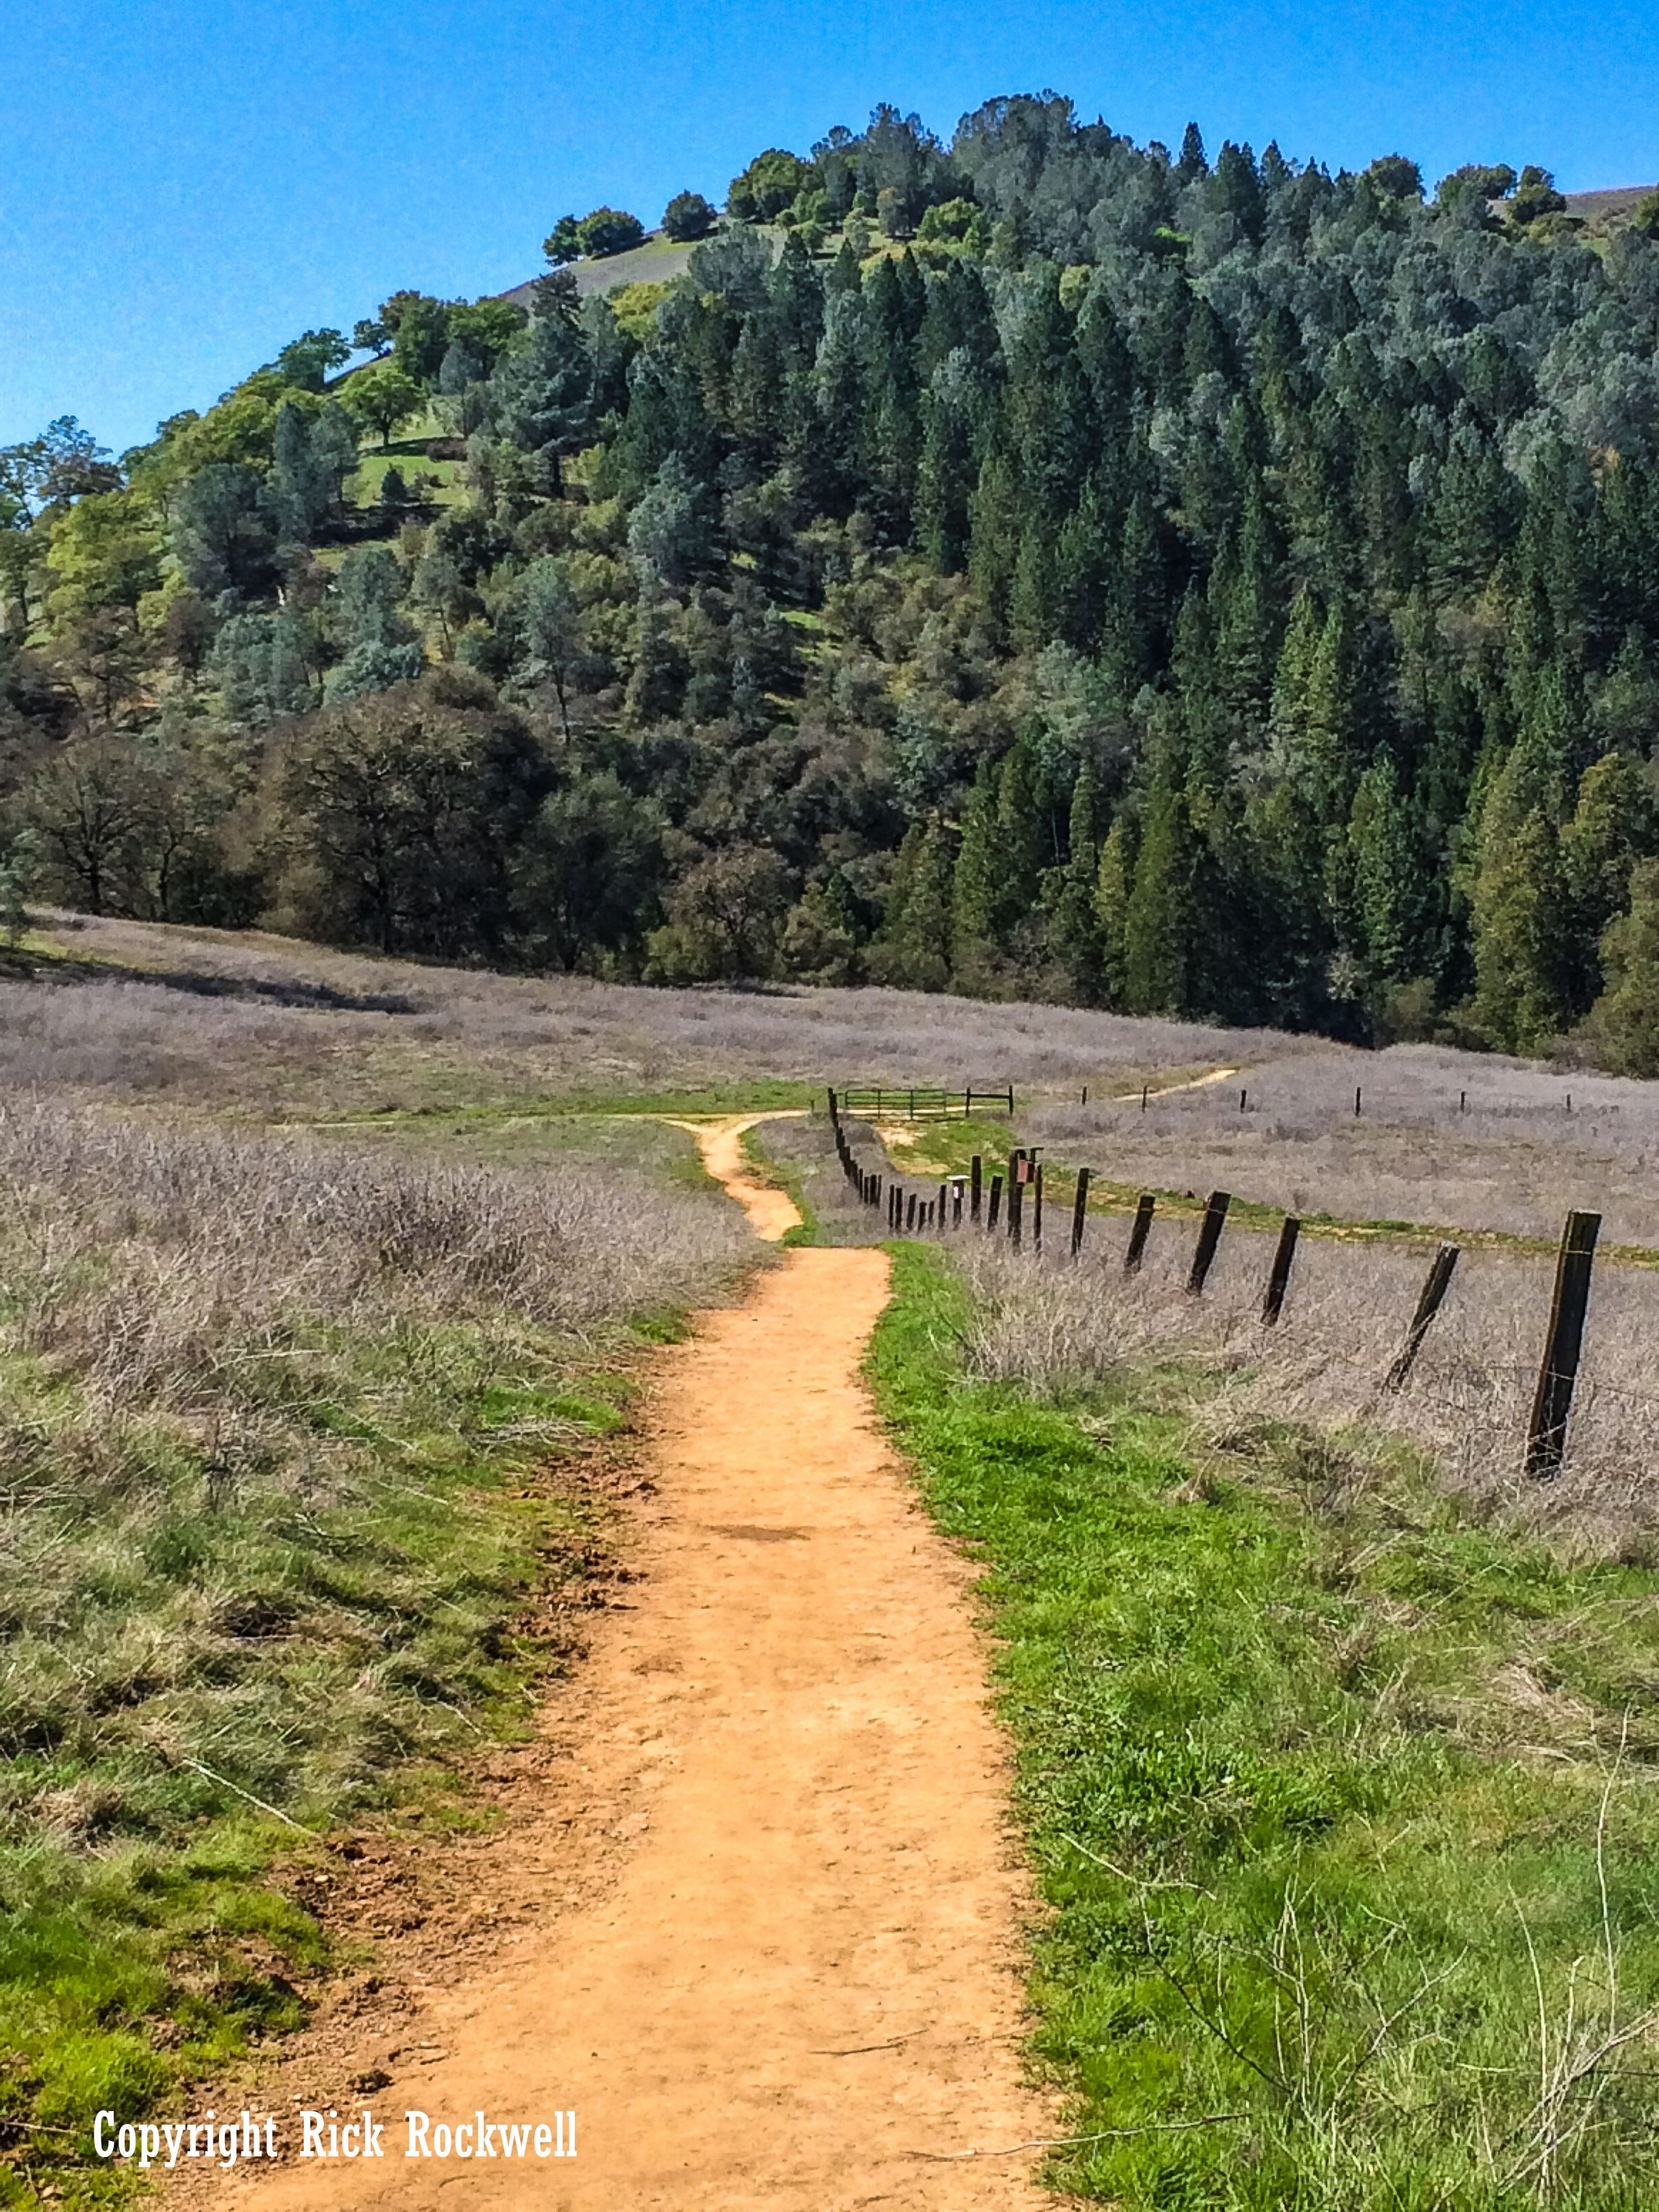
[1094,816,1132,1006]
[1123,781,1191,1013]
[1044,762,1103,997]
[1469,739,1571,1048]
[872,821,954,989]
[1586,859,1659,1075]
[1559,750,1658,1014]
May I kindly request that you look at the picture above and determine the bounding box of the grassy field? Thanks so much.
[872,1241,1659,2210]
[14,911,1659,2203]
[0,970,751,2200]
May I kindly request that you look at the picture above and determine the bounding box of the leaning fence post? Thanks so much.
[1070,1168,1091,1260]
[1384,1243,1460,1393]
[1525,1211,1601,1479]
[1124,1193,1155,1273]
[987,1174,1004,1232]
[970,1155,983,1221]
[1261,1216,1300,1326]
[1187,1191,1231,1295]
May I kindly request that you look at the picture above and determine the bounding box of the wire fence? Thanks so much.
[823,1088,1620,1488]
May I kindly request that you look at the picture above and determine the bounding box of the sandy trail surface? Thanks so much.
[180,1118,1051,2211]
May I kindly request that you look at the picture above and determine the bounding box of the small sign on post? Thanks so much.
[1187,1191,1231,1296]
[1525,1211,1601,1479]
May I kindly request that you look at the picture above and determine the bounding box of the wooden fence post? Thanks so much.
[1187,1191,1231,1295]
[953,1181,963,1228]
[937,1183,948,1235]
[906,1193,917,1232]
[1009,1162,1025,1250]
[1354,1086,1362,1118]
[1070,1169,1091,1260]
[1261,1215,1300,1326]
[987,1174,1004,1232]
[1384,1244,1460,1393]
[1525,1211,1601,1479]
[1124,1193,1155,1273]
[1032,1164,1044,1253]
[970,1154,983,1223]
[1141,1084,1149,1113]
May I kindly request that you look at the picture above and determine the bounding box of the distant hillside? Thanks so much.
[12,99,1659,1076]
[1564,184,1656,237]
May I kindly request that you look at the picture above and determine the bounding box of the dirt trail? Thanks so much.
[188,1120,1051,2210]
[663,1110,806,1241]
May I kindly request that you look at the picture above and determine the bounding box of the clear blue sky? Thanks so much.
[3,0,1654,458]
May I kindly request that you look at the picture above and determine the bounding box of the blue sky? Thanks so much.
[3,0,1654,457]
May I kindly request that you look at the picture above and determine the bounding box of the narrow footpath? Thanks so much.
[185,1115,1052,2211]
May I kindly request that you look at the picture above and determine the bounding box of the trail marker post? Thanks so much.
[1261,1215,1300,1326]
[1070,1169,1091,1260]
[1525,1211,1601,1479]
[1187,1191,1231,1296]
[1385,1244,1460,1393]
[1124,1193,1155,1273]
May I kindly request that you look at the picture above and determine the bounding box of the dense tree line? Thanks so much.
[7,96,1659,1068]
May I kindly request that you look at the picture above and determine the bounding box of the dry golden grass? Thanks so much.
[943,1211,1659,1559]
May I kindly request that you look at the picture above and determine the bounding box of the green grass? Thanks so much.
[737,1123,819,1246]
[0,1311,640,2203]
[871,1242,1659,2209]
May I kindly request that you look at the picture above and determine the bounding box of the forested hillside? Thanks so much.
[8,97,1659,1065]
